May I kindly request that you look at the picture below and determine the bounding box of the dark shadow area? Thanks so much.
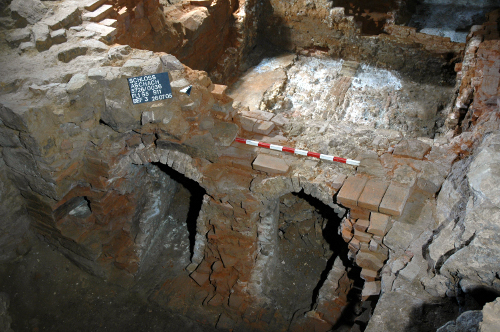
[406,286,500,331]
[294,190,374,330]
[0,240,212,332]
[455,285,500,313]
[257,0,294,53]
[408,4,497,34]
[407,300,461,332]
[153,163,206,259]
[333,0,399,35]
[288,192,367,328]
[292,191,351,307]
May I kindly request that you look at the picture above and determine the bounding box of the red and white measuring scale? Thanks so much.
[234,137,360,166]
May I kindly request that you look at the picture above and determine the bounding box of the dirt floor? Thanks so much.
[0,236,211,332]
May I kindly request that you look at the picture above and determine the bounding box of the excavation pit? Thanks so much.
[1,0,500,331]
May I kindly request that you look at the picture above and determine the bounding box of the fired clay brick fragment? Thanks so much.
[356,251,385,271]
[350,206,371,220]
[341,228,353,242]
[360,268,378,282]
[252,154,289,174]
[367,212,391,237]
[358,178,389,212]
[190,271,209,286]
[379,182,411,216]
[354,219,370,232]
[354,228,372,243]
[337,176,368,207]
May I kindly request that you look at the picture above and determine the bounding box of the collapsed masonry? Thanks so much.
[1,0,500,331]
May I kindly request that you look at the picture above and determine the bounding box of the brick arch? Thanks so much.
[247,176,346,300]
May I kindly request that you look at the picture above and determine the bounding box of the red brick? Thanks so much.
[360,268,378,282]
[350,206,371,220]
[337,176,368,207]
[368,212,391,236]
[358,179,389,212]
[341,228,353,242]
[356,251,385,271]
[379,182,411,216]
[190,271,210,286]
[354,228,372,243]
[353,219,370,232]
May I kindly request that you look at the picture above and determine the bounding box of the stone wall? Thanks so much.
[261,0,464,83]
[0,157,30,263]
[110,0,261,83]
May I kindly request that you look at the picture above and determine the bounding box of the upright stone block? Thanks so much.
[211,84,228,100]
[238,115,257,132]
[362,281,381,300]
[358,178,389,211]
[33,23,52,51]
[337,176,368,207]
[379,182,411,216]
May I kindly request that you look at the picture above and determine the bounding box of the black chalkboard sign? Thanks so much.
[127,72,173,105]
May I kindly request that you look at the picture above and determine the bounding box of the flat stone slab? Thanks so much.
[190,0,212,7]
[84,0,108,12]
[393,139,431,159]
[83,4,114,22]
[358,178,389,211]
[379,182,411,216]
[84,23,117,43]
[337,176,368,207]
[252,154,289,174]
[253,120,275,135]
[47,5,81,30]
[240,109,274,121]
[100,18,118,27]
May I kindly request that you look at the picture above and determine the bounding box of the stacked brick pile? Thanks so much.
[337,175,411,300]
